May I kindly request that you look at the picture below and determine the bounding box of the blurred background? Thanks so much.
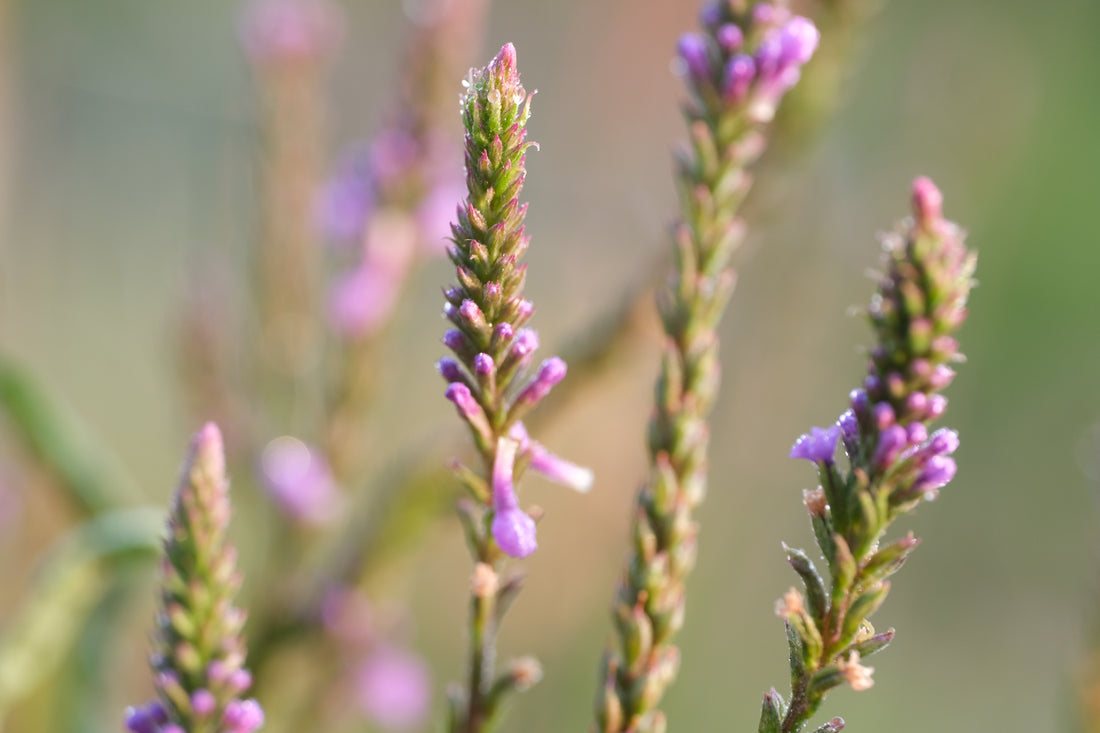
[2,0,1099,731]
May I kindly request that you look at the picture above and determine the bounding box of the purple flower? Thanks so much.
[509,422,594,493]
[328,213,417,338]
[747,15,819,121]
[677,33,711,81]
[416,178,466,255]
[222,699,265,733]
[513,357,567,410]
[436,357,465,383]
[316,143,374,245]
[191,689,216,717]
[722,54,756,103]
[240,0,341,64]
[354,646,431,731]
[491,437,537,558]
[716,24,743,53]
[125,702,168,733]
[260,436,342,525]
[445,383,493,445]
[872,424,909,468]
[789,425,840,464]
[912,455,957,495]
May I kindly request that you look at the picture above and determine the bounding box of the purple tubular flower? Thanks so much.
[511,328,539,358]
[912,455,957,495]
[222,699,265,733]
[928,428,960,456]
[790,425,841,464]
[514,357,567,409]
[191,689,216,717]
[777,16,819,67]
[509,423,594,493]
[872,424,909,468]
[436,357,464,383]
[747,15,819,121]
[716,24,743,53]
[723,55,756,103]
[474,353,495,376]
[125,702,169,733]
[837,410,859,442]
[677,33,710,81]
[907,423,929,445]
[442,329,466,353]
[491,437,537,557]
[445,383,484,422]
[873,402,896,429]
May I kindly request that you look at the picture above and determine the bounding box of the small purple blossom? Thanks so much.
[723,55,756,103]
[445,383,483,422]
[260,436,342,525]
[790,425,840,464]
[677,33,710,81]
[872,424,909,469]
[354,646,431,731]
[491,437,537,558]
[125,702,169,733]
[874,402,896,429]
[511,328,539,358]
[222,699,265,733]
[240,0,341,64]
[328,213,417,338]
[912,455,957,496]
[513,357,567,409]
[509,422,594,493]
[716,24,743,53]
[928,428,960,456]
[436,356,465,383]
[316,143,373,245]
[191,689,216,717]
[747,15,819,121]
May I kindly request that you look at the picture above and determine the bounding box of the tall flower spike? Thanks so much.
[763,178,975,733]
[594,5,819,731]
[439,44,590,733]
[125,423,263,733]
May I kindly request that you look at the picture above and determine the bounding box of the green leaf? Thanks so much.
[0,358,139,515]
[0,508,162,719]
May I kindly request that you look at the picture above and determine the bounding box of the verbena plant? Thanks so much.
[0,2,984,732]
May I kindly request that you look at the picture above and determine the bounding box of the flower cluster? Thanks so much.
[678,2,819,124]
[125,424,263,733]
[594,4,819,732]
[763,177,976,732]
[439,43,590,560]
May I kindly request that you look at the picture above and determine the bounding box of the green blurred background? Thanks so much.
[2,0,1099,731]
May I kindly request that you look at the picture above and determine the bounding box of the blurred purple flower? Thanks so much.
[416,177,466,255]
[316,144,374,245]
[260,436,342,524]
[328,213,417,338]
[354,646,431,731]
[240,0,342,64]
